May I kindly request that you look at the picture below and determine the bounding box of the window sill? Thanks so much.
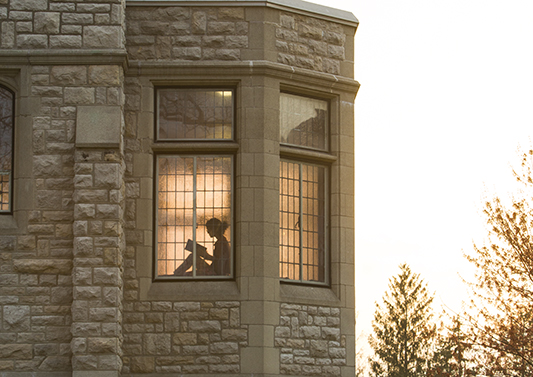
[141,278,240,301]
[280,281,340,305]
[280,145,337,163]
[152,141,239,153]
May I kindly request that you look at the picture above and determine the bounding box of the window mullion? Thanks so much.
[192,157,197,277]
[298,162,303,282]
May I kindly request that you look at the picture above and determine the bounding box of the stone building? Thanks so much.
[0,0,359,376]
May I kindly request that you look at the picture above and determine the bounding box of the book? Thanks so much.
[185,239,208,256]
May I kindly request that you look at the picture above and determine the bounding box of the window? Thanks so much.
[155,88,234,279]
[279,92,329,284]
[0,85,14,213]
[280,92,328,151]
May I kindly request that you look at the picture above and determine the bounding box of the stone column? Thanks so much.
[71,72,125,377]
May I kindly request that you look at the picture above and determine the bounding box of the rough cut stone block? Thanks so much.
[88,65,121,86]
[144,333,171,355]
[130,357,155,373]
[64,87,95,105]
[50,35,82,49]
[50,65,87,85]
[0,344,32,359]
[93,267,120,285]
[76,106,121,148]
[34,12,60,34]
[13,259,72,275]
[218,7,244,20]
[3,305,30,331]
[16,34,48,48]
[87,337,117,353]
[1,21,14,48]
[191,11,206,34]
[83,25,122,49]
[10,0,47,11]
[210,342,238,354]
[187,320,221,333]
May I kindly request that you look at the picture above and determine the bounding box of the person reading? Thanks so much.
[173,218,230,276]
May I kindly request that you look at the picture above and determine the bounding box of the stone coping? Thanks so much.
[129,60,360,92]
[125,0,359,27]
[0,49,128,69]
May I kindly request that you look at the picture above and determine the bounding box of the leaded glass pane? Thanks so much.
[280,93,328,151]
[158,89,233,140]
[156,155,232,278]
[280,160,326,283]
[0,86,13,212]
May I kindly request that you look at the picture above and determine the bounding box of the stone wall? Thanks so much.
[275,303,346,377]
[0,0,124,50]
[126,7,249,61]
[122,301,247,374]
[276,12,347,75]
[0,0,357,375]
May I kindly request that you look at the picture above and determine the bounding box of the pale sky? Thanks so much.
[309,0,533,340]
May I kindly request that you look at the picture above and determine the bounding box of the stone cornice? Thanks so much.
[127,60,360,94]
[126,0,359,28]
[0,50,129,69]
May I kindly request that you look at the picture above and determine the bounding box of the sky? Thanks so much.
[308,0,533,343]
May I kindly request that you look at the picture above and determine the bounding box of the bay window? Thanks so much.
[155,88,234,279]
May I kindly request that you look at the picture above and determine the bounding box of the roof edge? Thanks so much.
[125,0,358,27]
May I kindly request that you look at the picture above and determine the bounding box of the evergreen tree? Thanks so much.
[428,317,471,377]
[369,263,436,377]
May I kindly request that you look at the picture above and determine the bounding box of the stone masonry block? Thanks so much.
[3,305,30,331]
[64,87,95,105]
[34,12,60,34]
[17,34,48,48]
[83,25,123,49]
[50,66,87,85]
[187,320,221,333]
[50,35,82,49]
[88,65,122,86]
[87,337,117,353]
[144,333,171,355]
[0,344,33,359]
[10,0,47,11]
[94,163,121,189]
[76,106,121,148]
[93,267,120,286]
[1,21,14,48]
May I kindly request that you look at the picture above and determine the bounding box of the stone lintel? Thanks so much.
[76,106,122,148]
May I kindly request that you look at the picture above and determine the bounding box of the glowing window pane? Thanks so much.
[280,93,328,151]
[0,86,13,213]
[158,89,233,140]
[279,160,326,283]
[156,155,232,278]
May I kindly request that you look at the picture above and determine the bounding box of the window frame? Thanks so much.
[0,84,15,215]
[279,158,329,285]
[153,86,237,281]
[279,89,334,286]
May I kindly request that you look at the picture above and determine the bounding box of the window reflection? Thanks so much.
[280,92,328,151]
[0,86,13,212]
[158,89,233,140]
[157,155,232,278]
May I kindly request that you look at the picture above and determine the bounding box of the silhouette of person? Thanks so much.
[173,218,230,276]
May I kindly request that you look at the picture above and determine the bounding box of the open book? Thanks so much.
[184,239,211,260]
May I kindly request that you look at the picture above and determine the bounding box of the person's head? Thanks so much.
[205,218,228,238]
